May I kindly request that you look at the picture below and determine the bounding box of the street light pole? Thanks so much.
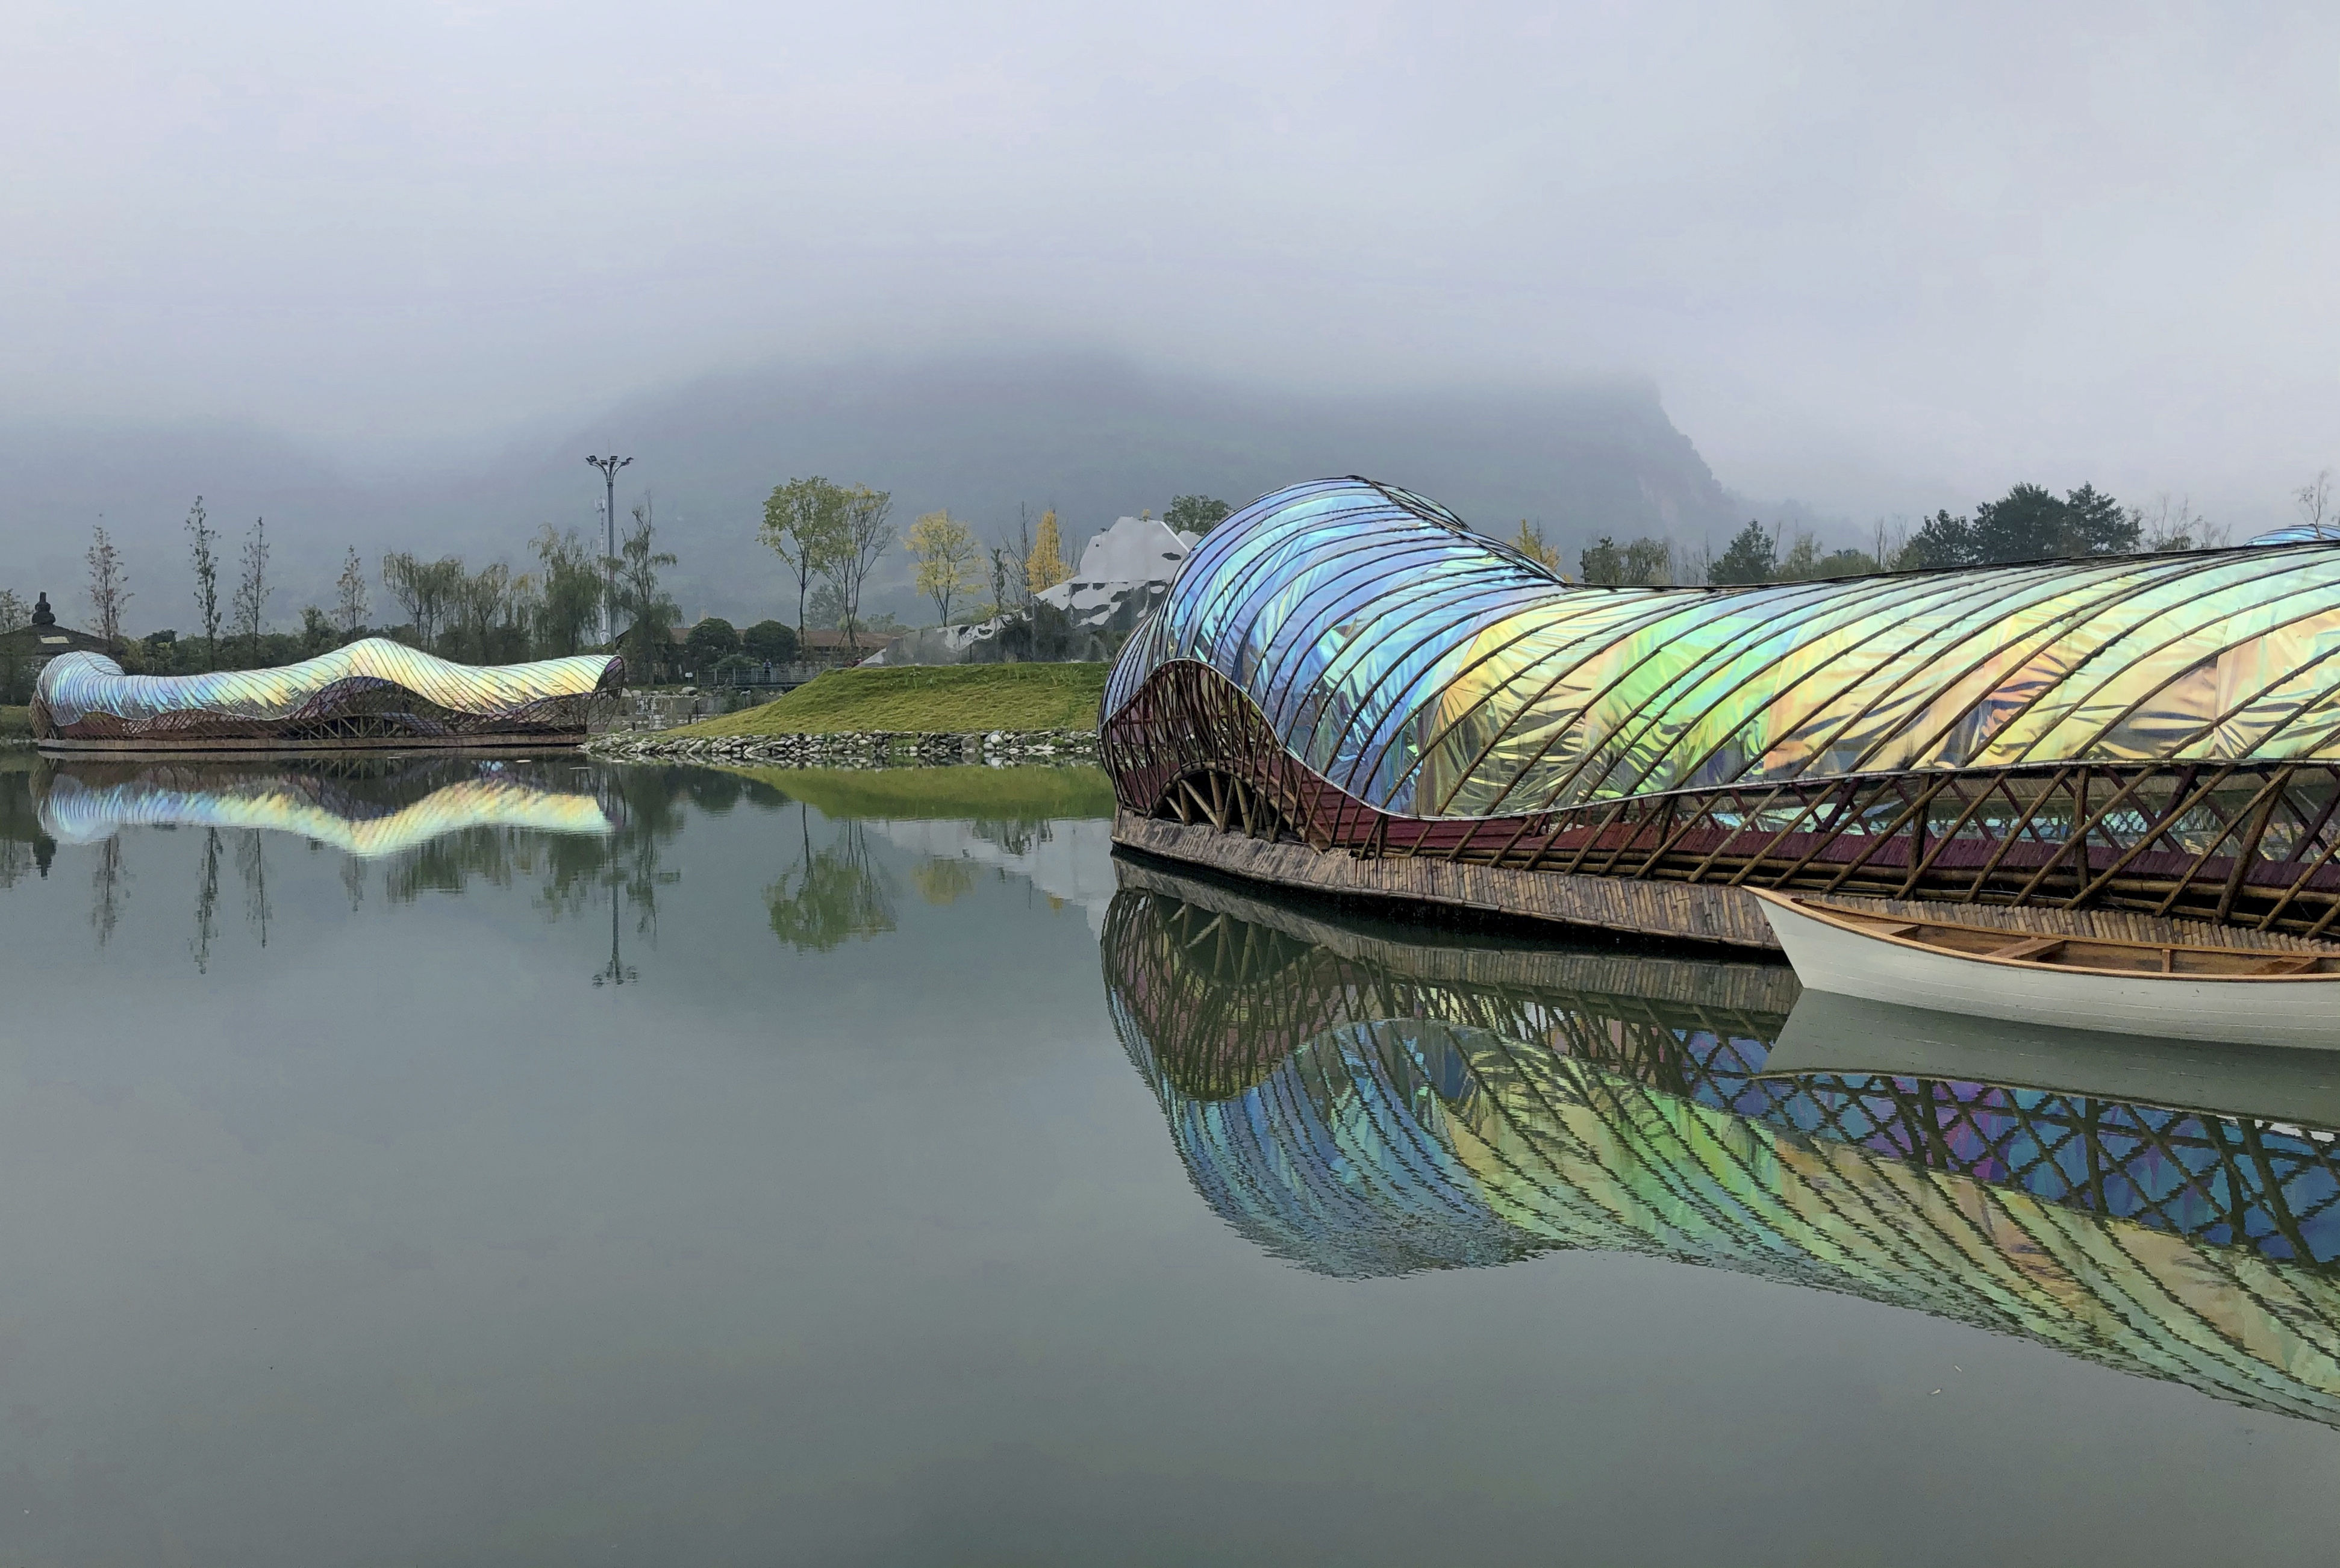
[585,454,632,649]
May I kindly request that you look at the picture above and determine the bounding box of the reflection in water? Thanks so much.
[1105,862,2340,1426]
[766,806,896,952]
[39,760,616,857]
[25,758,687,977]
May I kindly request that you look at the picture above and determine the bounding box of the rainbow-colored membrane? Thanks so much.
[41,771,616,857]
[35,638,622,745]
[1134,1012,2340,1425]
[1106,478,2340,817]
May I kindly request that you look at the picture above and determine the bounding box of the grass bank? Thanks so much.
[672,664,1108,738]
[729,765,1115,821]
[0,706,28,739]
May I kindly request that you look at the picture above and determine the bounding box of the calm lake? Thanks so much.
[0,752,2335,1566]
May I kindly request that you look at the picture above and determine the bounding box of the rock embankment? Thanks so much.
[584,728,1100,768]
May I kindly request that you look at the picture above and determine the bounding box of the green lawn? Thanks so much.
[672,664,1108,738]
[729,765,1115,821]
[0,706,28,739]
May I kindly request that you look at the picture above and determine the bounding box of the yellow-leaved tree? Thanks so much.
[1510,519,1561,573]
[1026,508,1069,595]
[906,509,982,625]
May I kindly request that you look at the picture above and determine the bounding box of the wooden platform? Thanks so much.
[1114,812,2340,955]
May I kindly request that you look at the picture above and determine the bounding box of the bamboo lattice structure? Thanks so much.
[1103,479,2340,937]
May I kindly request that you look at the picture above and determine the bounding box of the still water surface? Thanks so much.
[0,753,2335,1564]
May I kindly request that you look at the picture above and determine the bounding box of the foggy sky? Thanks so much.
[6,0,2338,527]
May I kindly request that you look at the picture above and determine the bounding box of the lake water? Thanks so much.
[0,752,2335,1566]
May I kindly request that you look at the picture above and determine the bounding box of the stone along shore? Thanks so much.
[584,728,1101,768]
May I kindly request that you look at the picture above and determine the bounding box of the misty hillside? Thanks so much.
[0,351,1738,634]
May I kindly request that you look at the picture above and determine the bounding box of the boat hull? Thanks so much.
[1756,895,2340,1051]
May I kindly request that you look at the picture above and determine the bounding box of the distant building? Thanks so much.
[0,593,114,703]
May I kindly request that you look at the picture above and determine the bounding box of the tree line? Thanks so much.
[0,497,692,683]
[1510,476,2321,590]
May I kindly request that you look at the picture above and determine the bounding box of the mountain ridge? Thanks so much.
[0,350,1739,632]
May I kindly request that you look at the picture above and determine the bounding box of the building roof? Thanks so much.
[1105,476,2340,818]
[0,622,112,656]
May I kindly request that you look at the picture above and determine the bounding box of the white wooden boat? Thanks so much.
[1750,889,2340,1051]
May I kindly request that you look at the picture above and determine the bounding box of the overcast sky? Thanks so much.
[5,0,2337,525]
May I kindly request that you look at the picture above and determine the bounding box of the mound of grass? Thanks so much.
[729,764,1115,821]
[674,663,1108,738]
[0,706,28,739]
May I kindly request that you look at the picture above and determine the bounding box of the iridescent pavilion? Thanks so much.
[1102,478,2340,944]
[34,638,623,752]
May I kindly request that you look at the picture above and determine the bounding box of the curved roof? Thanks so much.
[1106,478,2340,816]
[37,638,620,733]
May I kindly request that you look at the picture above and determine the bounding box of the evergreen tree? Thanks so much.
[1165,494,1231,535]
[1897,509,1975,569]
[741,620,799,664]
[1708,520,1777,585]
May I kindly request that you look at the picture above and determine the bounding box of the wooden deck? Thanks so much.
[1114,812,2340,955]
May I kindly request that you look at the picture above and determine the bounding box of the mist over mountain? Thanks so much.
[1,351,1739,635]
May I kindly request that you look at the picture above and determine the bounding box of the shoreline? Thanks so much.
[585,726,1100,769]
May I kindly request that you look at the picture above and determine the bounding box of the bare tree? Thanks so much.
[186,498,222,669]
[90,836,128,946]
[2132,493,2227,552]
[458,561,512,661]
[335,547,369,636]
[85,524,129,647]
[2296,469,2336,537]
[231,517,270,663]
[191,827,220,972]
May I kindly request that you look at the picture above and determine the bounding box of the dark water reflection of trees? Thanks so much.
[7,754,1108,972]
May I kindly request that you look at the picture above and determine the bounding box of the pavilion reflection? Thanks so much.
[37,756,617,857]
[1104,861,2340,1426]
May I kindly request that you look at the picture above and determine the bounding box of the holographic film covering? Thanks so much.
[34,638,623,749]
[1107,478,2340,818]
[1102,478,2340,934]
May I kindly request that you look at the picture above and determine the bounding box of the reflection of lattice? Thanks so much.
[1138,1010,2340,1425]
[1105,884,2340,1268]
[1105,659,2340,936]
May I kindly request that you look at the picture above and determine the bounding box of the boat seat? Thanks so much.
[2251,954,2321,976]
[1984,935,2067,962]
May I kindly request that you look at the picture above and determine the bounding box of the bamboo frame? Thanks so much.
[1100,659,2340,938]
